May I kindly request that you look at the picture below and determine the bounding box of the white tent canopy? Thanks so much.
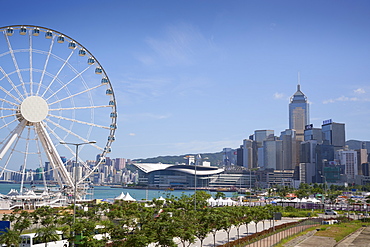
[115,192,126,200]
[207,197,216,206]
[7,189,19,196]
[122,192,136,201]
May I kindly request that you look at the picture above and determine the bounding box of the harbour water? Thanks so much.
[0,183,234,201]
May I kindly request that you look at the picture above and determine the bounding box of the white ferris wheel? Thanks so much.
[0,25,117,198]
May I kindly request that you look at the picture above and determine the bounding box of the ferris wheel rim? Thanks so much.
[0,24,117,193]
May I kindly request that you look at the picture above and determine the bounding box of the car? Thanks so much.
[325,209,338,215]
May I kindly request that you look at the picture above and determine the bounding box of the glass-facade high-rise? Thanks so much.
[322,120,345,150]
[289,84,309,141]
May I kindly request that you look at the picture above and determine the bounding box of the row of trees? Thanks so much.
[0,191,284,247]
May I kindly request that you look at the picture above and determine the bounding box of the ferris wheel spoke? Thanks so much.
[0,113,17,119]
[48,113,110,129]
[29,30,33,95]
[45,65,91,101]
[0,95,20,107]
[0,106,16,111]
[49,105,111,111]
[0,119,26,160]
[19,127,32,193]
[41,49,76,98]
[0,118,17,131]
[0,67,24,103]
[81,160,103,182]
[36,36,55,96]
[0,132,21,179]
[4,33,28,98]
[48,83,103,106]
[34,133,50,189]
[45,125,91,171]
[34,122,74,189]
[44,118,103,151]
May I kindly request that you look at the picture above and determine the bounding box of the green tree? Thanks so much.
[214,192,226,199]
[219,207,234,243]
[31,206,59,228]
[191,191,211,209]
[231,207,245,240]
[193,209,211,247]
[35,226,61,247]
[250,206,266,233]
[2,209,31,234]
[173,209,196,247]
[208,208,224,247]
[0,229,21,247]
[241,206,253,235]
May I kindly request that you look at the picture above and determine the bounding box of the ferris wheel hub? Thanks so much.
[20,96,49,123]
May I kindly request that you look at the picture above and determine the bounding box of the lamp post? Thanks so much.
[194,154,201,210]
[60,140,96,246]
[249,168,252,206]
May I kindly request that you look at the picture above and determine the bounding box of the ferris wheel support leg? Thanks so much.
[34,122,75,190]
[0,120,26,160]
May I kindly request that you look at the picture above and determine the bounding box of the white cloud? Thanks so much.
[128,133,136,136]
[145,22,211,66]
[118,77,172,105]
[270,23,277,30]
[354,88,366,94]
[123,112,171,122]
[323,96,359,104]
[273,92,284,99]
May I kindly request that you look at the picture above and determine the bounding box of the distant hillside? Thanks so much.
[133,152,224,167]
[346,140,370,151]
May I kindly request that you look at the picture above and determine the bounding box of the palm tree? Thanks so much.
[35,226,60,247]
[0,229,21,247]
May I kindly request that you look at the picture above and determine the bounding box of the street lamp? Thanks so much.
[249,168,252,206]
[194,154,201,210]
[59,140,96,246]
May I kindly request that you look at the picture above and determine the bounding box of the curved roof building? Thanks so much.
[133,163,224,188]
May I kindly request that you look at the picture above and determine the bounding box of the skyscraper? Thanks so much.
[289,84,309,141]
[254,130,274,147]
[321,120,345,150]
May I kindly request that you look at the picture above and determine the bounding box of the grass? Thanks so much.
[274,219,369,247]
[274,226,318,247]
[315,221,367,242]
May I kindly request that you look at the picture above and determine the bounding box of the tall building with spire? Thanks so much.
[289,84,309,141]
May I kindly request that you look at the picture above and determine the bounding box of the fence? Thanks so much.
[219,218,322,247]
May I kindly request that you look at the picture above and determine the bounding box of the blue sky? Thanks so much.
[2,0,370,160]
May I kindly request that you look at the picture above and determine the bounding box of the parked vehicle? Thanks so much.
[20,230,68,247]
[325,209,337,215]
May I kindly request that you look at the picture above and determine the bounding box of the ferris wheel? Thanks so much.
[0,25,117,197]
